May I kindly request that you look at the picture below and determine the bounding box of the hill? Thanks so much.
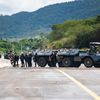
[0,16,100,52]
[48,16,100,48]
[0,0,100,38]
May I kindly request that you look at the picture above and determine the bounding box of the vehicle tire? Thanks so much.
[37,57,47,67]
[83,58,93,68]
[74,62,81,68]
[94,64,100,68]
[62,57,73,67]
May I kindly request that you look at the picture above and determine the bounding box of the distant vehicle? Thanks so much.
[80,42,100,68]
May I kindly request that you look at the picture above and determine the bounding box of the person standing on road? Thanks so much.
[13,53,16,67]
[15,53,19,67]
[27,52,32,67]
[49,52,57,67]
[20,52,25,67]
[8,51,15,67]
[33,52,37,67]
[24,53,28,67]
[13,53,19,67]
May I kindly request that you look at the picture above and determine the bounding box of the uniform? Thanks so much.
[24,54,28,67]
[28,53,32,67]
[20,53,25,67]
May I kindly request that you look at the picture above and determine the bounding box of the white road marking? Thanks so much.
[58,69,100,100]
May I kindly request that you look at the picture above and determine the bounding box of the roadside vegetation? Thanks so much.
[48,15,100,49]
[0,35,49,53]
[0,15,100,53]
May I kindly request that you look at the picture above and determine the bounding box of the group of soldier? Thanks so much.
[9,51,33,67]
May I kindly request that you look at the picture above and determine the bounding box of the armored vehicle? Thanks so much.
[33,49,57,67]
[56,49,81,67]
[33,42,100,68]
[80,42,100,68]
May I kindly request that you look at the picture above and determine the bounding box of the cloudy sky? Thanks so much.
[0,0,74,15]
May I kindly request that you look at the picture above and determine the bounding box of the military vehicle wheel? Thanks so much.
[74,62,81,68]
[94,64,100,68]
[37,57,47,67]
[83,58,93,68]
[62,57,72,67]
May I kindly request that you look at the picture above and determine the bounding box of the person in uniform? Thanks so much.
[24,53,28,67]
[33,51,37,67]
[8,51,14,67]
[13,53,16,67]
[34,52,37,67]
[0,54,1,58]
[14,53,19,67]
[27,52,32,67]
[20,52,25,67]
[50,52,57,67]
[52,51,57,67]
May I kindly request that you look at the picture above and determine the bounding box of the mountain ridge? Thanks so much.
[0,0,100,38]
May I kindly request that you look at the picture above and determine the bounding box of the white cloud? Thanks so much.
[0,0,74,15]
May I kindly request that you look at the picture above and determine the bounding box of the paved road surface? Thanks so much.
[0,58,11,68]
[0,59,100,100]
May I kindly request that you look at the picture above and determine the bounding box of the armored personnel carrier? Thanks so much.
[33,49,57,67]
[33,49,81,67]
[33,42,100,68]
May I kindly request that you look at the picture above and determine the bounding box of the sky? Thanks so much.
[0,0,74,15]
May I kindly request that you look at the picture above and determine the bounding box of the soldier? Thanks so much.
[33,52,37,67]
[0,54,1,58]
[13,53,16,67]
[52,51,57,67]
[50,52,57,67]
[14,53,19,67]
[24,53,28,67]
[27,52,32,67]
[20,52,25,67]
[8,51,15,67]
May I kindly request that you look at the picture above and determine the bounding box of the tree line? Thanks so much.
[0,15,100,53]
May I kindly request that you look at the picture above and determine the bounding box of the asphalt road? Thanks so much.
[0,60,100,100]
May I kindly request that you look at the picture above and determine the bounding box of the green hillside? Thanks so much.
[0,0,100,38]
[0,16,100,53]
